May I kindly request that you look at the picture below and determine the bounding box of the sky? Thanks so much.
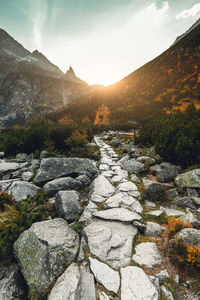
[0,0,200,85]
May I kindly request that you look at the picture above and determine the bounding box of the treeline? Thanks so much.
[0,118,98,159]
[137,103,200,166]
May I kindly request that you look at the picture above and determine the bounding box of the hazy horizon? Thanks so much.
[0,0,200,85]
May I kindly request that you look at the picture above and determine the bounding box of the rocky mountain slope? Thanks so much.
[0,132,200,299]
[63,18,200,123]
[0,29,102,127]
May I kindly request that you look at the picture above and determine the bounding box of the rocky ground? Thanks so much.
[0,132,200,299]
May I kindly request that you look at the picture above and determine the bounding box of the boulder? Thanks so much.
[143,178,166,200]
[84,220,137,269]
[89,175,115,199]
[0,162,20,176]
[14,219,79,295]
[34,157,97,184]
[132,242,162,268]
[55,190,83,222]
[131,174,140,183]
[187,188,198,198]
[22,171,33,182]
[48,263,96,300]
[89,257,120,293]
[79,201,98,224]
[175,169,200,188]
[122,159,146,174]
[120,266,159,300]
[0,179,19,191]
[137,156,156,166]
[156,163,181,183]
[174,196,200,209]
[93,208,142,222]
[43,177,83,196]
[0,263,26,300]
[145,222,165,236]
[170,228,200,248]
[7,181,40,202]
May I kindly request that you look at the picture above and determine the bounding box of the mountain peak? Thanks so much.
[64,66,86,84]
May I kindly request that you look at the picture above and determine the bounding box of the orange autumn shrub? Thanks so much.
[167,217,192,240]
[187,245,200,267]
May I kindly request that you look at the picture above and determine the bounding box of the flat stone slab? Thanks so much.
[121,266,159,300]
[89,257,120,293]
[0,162,20,175]
[104,192,143,214]
[146,210,164,217]
[93,208,142,222]
[84,220,138,269]
[160,206,185,217]
[132,242,162,268]
[89,175,115,199]
[117,181,138,192]
[48,263,96,300]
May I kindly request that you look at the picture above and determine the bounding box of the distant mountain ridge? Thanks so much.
[61,17,200,123]
[0,28,102,127]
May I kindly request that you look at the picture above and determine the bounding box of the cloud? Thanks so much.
[176,3,200,20]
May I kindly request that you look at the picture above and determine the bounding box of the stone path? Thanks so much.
[78,136,163,299]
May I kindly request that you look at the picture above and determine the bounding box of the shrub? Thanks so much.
[0,192,53,258]
[167,217,192,240]
[0,191,15,211]
[170,237,200,269]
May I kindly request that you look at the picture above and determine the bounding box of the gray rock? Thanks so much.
[76,175,91,186]
[0,263,25,300]
[175,169,200,188]
[110,137,121,147]
[89,175,115,199]
[187,188,198,198]
[22,171,33,182]
[146,210,164,217]
[156,163,181,182]
[175,196,200,209]
[131,174,141,183]
[179,212,200,227]
[143,178,166,200]
[0,152,4,158]
[7,181,40,201]
[137,156,156,166]
[157,269,170,282]
[93,208,142,222]
[34,157,97,184]
[121,266,159,300]
[160,206,185,217]
[118,155,130,165]
[14,219,79,295]
[166,188,179,198]
[79,201,98,224]
[43,177,83,196]
[0,162,20,176]
[55,190,83,222]
[171,228,200,248]
[132,242,162,268]
[117,181,138,192]
[122,159,146,174]
[16,153,27,160]
[89,257,120,293]
[104,192,143,214]
[0,179,19,191]
[79,265,96,300]
[84,220,137,269]
[145,222,165,236]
